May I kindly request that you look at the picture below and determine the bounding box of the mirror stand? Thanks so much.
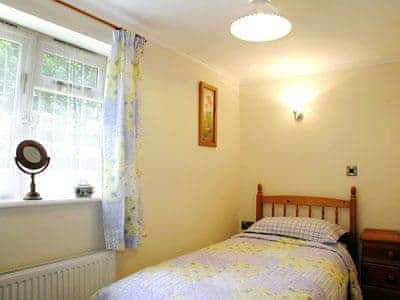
[25,174,42,200]
[15,157,50,200]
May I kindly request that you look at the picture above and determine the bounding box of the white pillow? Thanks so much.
[247,217,347,244]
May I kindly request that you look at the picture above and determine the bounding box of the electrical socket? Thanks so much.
[347,166,358,176]
[241,220,255,230]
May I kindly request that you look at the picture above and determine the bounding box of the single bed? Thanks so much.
[94,184,362,300]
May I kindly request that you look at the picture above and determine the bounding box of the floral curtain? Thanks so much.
[102,29,145,250]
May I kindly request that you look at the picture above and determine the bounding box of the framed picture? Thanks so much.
[198,81,218,147]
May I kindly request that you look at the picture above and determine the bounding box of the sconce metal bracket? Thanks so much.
[293,111,304,121]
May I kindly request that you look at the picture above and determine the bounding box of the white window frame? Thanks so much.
[0,22,35,140]
[0,20,107,202]
[34,36,106,101]
[0,22,36,199]
[0,20,107,132]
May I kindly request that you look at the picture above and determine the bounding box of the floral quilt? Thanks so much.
[95,233,362,299]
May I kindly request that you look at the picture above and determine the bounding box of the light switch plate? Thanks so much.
[347,166,358,176]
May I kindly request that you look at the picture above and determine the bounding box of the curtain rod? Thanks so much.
[53,0,146,41]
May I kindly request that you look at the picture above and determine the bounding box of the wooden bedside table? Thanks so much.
[361,228,400,299]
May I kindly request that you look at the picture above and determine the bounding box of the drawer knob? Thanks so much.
[386,250,395,259]
[387,274,395,282]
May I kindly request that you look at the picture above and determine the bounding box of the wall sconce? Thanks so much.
[289,98,305,122]
[284,85,313,122]
[293,110,303,121]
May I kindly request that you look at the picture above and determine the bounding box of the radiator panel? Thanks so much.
[0,251,115,300]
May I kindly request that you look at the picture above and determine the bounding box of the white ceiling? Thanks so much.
[67,0,400,83]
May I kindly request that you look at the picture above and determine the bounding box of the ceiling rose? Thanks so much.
[230,0,292,42]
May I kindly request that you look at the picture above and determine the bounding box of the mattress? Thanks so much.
[95,233,362,299]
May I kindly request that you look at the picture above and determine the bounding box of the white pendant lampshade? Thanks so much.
[230,0,292,42]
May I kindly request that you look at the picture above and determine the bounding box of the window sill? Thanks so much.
[0,198,101,208]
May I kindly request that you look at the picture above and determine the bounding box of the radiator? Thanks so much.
[0,251,115,300]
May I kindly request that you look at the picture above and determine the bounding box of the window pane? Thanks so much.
[0,38,20,168]
[0,38,20,199]
[42,52,70,82]
[72,61,83,86]
[42,52,99,90]
[37,46,105,198]
[55,55,70,81]
[31,89,102,198]
[84,64,98,88]
[42,52,56,77]
[0,39,19,106]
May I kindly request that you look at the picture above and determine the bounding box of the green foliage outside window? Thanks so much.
[0,38,19,112]
[42,51,98,88]
[0,39,20,169]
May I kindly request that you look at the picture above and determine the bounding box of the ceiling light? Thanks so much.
[230,0,292,42]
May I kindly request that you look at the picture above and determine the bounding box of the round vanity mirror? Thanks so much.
[23,146,41,164]
[15,140,50,200]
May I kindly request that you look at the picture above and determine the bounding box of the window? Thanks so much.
[0,22,107,200]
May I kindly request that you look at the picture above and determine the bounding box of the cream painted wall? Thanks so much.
[0,0,241,277]
[5,0,400,280]
[0,202,105,273]
[117,41,241,278]
[240,62,400,234]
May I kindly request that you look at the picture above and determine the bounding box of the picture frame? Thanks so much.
[198,81,218,147]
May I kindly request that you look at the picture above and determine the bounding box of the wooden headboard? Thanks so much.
[256,184,358,259]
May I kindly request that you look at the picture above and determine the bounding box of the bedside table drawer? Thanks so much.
[362,263,400,289]
[363,242,400,265]
[364,285,400,300]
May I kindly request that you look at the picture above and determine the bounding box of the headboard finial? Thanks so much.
[351,186,356,197]
[256,184,263,221]
[349,186,357,260]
